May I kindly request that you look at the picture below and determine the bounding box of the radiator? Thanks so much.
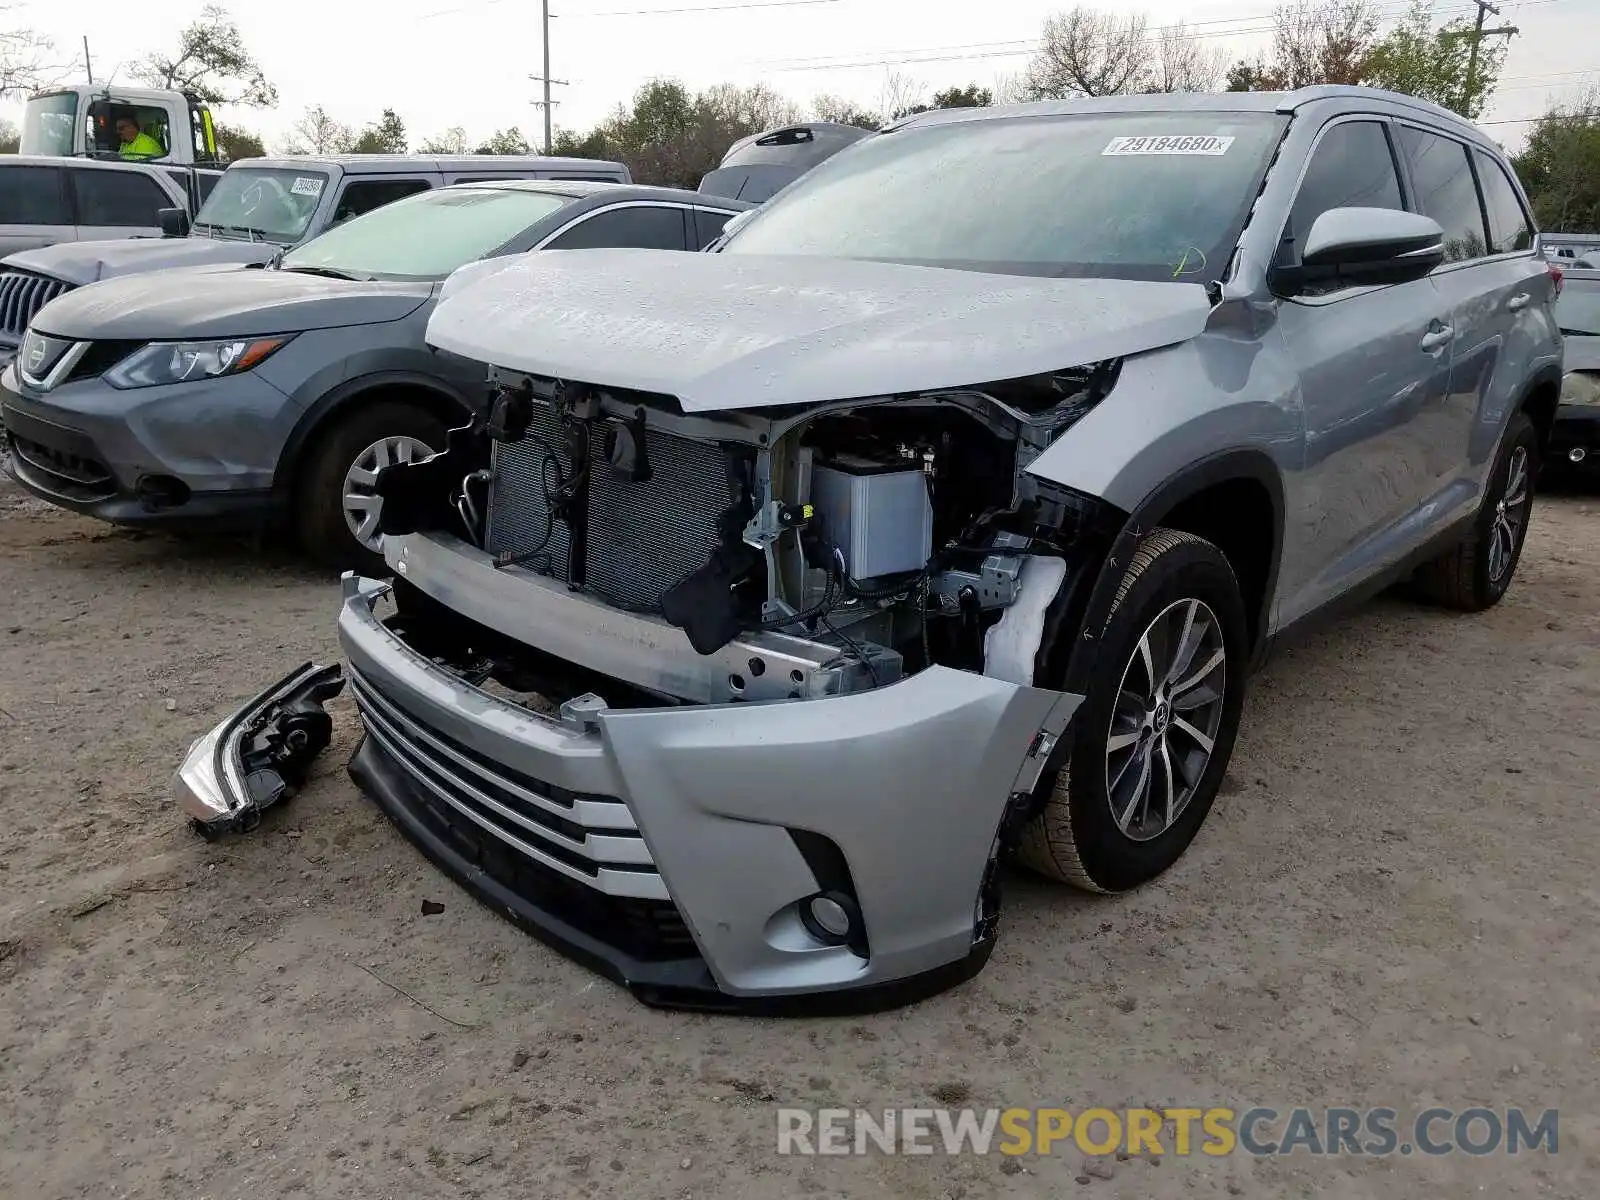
[484,406,737,613]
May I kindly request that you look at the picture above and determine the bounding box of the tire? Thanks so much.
[1017,528,1250,893]
[1410,411,1538,612]
[294,401,446,574]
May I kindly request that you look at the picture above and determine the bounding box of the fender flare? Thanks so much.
[1048,448,1286,701]
[271,370,475,499]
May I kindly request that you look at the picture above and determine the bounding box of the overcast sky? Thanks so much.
[9,0,1598,152]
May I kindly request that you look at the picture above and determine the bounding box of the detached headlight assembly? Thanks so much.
[104,336,292,389]
[1560,371,1600,407]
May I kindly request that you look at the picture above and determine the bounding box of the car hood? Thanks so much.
[31,270,434,341]
[425,249,1212,413]
[3,235,283,286]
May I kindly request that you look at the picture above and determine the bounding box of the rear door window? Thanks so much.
[1288,119,1405,251]
[545,205,689,250]
[1472,150,1534,255]
[0,166,68,225]
[71,168,170,227]
[1396,126,1490,263]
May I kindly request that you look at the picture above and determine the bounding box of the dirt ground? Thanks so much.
[1,466,1597,1200]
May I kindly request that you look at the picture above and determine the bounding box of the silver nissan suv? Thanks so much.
[178,86,1562,1013]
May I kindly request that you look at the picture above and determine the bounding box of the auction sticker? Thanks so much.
[1102,135,1235,156]
[290,176,325,196]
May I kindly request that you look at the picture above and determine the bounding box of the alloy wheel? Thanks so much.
[342,435,434,551]
[1105,598,1228,843]
[1487,445,1530,585]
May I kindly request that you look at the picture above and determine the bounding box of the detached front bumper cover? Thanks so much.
[173,662,346,838]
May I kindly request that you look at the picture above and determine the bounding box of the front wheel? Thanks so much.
[1018,528,1250,893]
[294,401,445,574]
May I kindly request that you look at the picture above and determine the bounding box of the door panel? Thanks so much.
[1274,118,1456,623]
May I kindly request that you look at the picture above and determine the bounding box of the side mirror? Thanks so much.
[719,208,757,239]
[1277,207,1445,294]
[158,207,190,238]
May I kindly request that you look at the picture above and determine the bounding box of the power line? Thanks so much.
[745,0,1573,73]
[570,0,841,13]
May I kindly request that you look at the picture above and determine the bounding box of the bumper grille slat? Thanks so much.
[0,271,70,347]
[484,402,732,613]
[349,669,668,899]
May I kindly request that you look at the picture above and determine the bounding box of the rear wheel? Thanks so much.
[1411,411,1537,612]
[294,401,445,574]
[1018,528,1250,893]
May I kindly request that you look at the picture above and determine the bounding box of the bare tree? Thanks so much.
[0,8,65,99]
[877,70,926,121]
[280,105,352,155]
[700,82,802,132]
[419,126,471,154]
[1152,22,1228,93]
[812,93,880,129]
[1023,7,1152,98]
[1270,0,1379,88]
[134,5,277,107]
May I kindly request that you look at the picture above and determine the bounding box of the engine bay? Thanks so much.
[374,363,1121,704]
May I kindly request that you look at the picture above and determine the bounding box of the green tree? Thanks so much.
[550,127,615,160]
[931,84,993,109]
[134,4,276,107]
[1364,0,1506,119]
[1512,90,1600,233]
[474,127,531,155]
[213,122,264,160]
[349,108,407,154]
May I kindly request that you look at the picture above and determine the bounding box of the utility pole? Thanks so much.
[1459,0,1518,115]
[528,0,568,155]
[83,36,92,84]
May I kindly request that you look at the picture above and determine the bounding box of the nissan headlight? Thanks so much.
[1560,371,1600,407]
[104,336,292,389]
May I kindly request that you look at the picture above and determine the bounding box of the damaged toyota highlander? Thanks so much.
[177,88,1562,1013]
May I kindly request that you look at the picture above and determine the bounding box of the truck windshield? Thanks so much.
[280,186,574,280]
[192,167,330,243]
[721,111,1289,282]
[20,92,78,157]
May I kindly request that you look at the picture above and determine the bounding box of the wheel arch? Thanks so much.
[272,372,475,503]
[1516,364,1561,459]
[1049,449,1285,699]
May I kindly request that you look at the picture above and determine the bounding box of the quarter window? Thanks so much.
[1288,120,1404,251]
[1396,126,1488,263]
[1472,149,1533,255]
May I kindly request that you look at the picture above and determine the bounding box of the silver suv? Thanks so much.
[178,87,1562,1013]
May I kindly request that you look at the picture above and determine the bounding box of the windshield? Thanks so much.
[280,186,574,280]
[722,112,1289,282]
[1555,282,1600,335]
[193,167,330,242]
[20,92,78,157]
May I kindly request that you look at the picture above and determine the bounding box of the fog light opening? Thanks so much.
[136,474,190,510]
[800,890,862,948]
[1569,447,1587,464]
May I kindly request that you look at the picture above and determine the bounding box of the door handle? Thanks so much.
[1420,326,1453,352]
[1507,292,1531,312]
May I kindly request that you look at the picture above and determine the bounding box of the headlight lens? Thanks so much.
[104,336,291,389]
[1560,370,1600,407]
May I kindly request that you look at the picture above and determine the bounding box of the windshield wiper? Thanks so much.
[1559,327,1599,337]
[280,264,371,281]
